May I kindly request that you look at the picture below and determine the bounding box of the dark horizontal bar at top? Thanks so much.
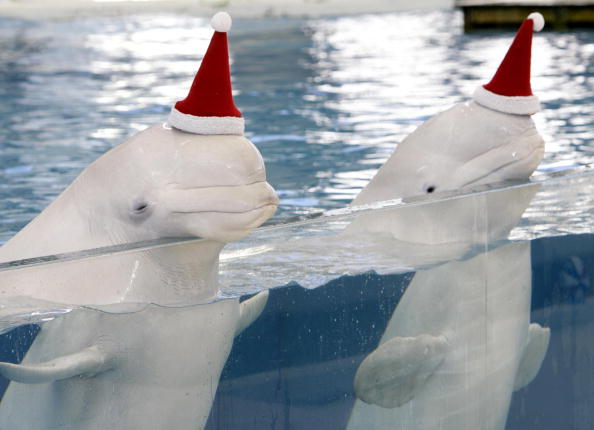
[459,5,594,30]
[456,0,594,5]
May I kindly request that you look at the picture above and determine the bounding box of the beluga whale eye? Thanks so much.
[425,185,436,194]
[130,199,150,216]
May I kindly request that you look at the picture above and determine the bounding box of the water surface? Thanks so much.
[0,10,593,243]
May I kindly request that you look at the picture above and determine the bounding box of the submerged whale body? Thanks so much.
[0,12,278,430]
[347,12,550,430]
[0,294,269,430]
[349,242,550,429]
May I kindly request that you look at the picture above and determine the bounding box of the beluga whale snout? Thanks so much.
[0,12,277,430]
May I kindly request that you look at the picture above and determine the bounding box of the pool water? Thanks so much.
[0,9,594,243]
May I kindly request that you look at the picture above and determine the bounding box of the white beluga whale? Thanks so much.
[347,12,550,430]
[0,12,277,430]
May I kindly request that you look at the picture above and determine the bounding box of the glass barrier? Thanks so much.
[0,166,592,429]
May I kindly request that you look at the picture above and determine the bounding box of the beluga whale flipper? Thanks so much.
[0,12,278,430]
[347,13,550,430]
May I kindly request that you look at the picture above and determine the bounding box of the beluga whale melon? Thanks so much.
[0,12,278,430]
[347,12,550,430]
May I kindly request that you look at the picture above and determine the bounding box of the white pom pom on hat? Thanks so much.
[528,12,545,32]
[472,12,545,116]
[211,11,232,33]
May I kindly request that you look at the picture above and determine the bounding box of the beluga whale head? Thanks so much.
[353,12,546,207]
[347,12,546,248]
[64,124,277,245]
[0,11,278,262]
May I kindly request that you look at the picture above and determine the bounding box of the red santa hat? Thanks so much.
[168,12,244,135]
[473,12,545,116]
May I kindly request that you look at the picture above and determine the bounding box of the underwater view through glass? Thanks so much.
[0,7,593,430]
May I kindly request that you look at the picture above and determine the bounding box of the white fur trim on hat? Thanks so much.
[168,107,245,135]
[473,86,541,115]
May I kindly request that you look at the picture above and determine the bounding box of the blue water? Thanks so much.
[0,10,594,242]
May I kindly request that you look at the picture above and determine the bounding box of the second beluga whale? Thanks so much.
[0,12,277,430]
[347,12,550,430]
